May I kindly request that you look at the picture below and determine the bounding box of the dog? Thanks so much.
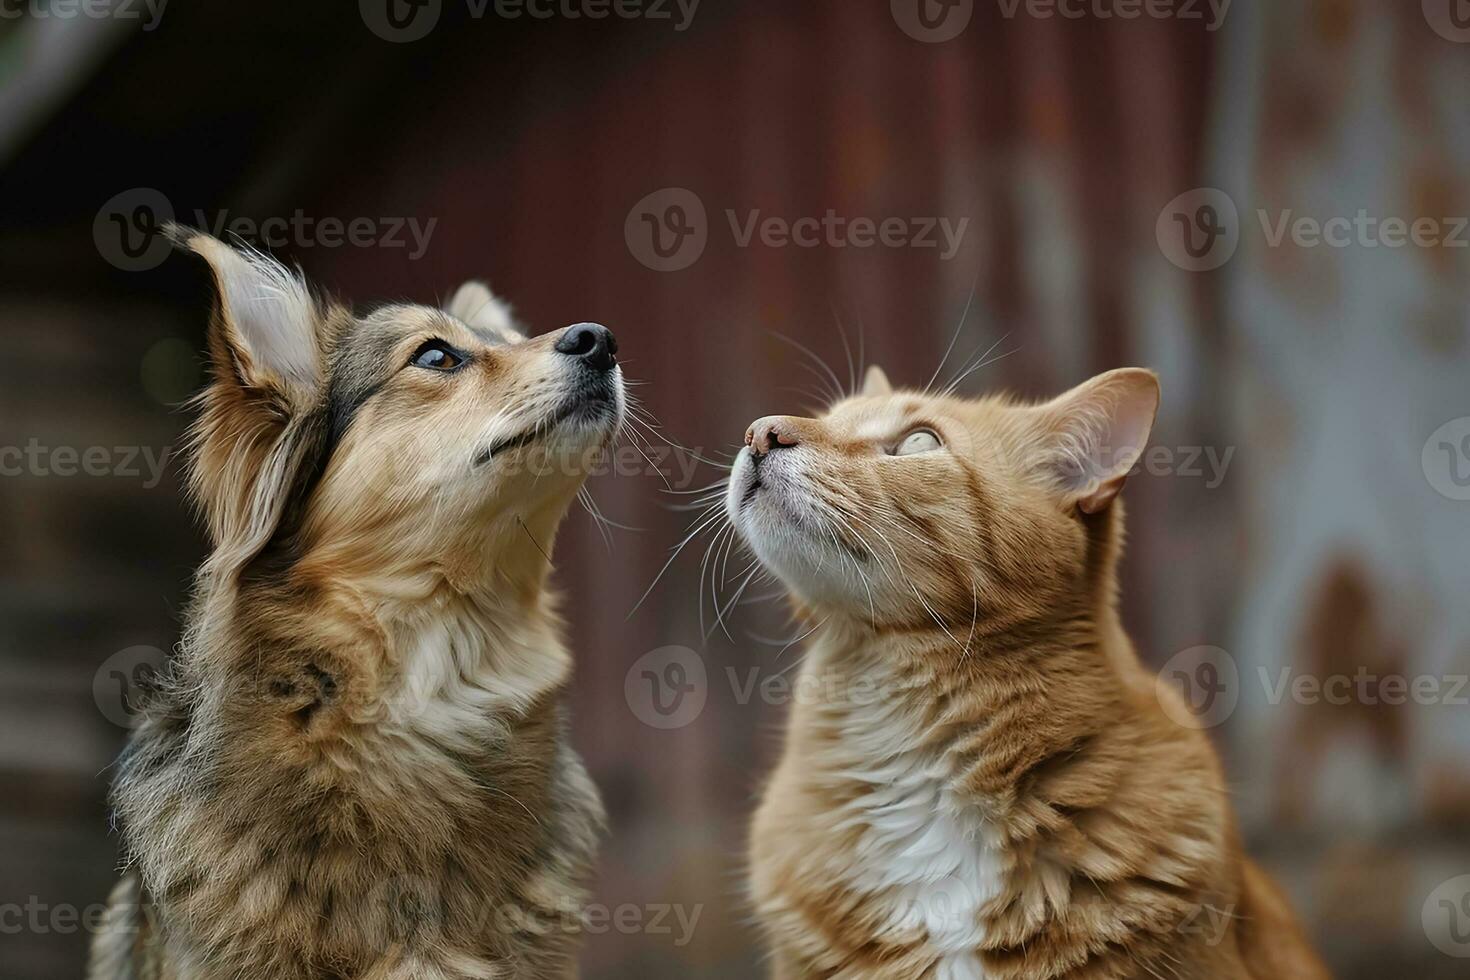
[87,228,622,979]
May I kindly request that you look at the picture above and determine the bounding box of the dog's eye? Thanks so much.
[893,429,942,456]
[410,340,464,371]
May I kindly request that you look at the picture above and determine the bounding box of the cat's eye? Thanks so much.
[410,340,464,372]
[893,429,942,456]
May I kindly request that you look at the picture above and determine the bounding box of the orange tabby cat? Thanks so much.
[726,366,1328,980]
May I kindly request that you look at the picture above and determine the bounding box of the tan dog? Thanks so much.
[728,366,1328,979]
[88,229,622,979]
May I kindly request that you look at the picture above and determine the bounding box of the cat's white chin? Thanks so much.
[727,448,877,611]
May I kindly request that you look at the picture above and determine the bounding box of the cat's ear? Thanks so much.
[861,365,893,397]
[1030,368,1159,514]
[168,226,328,564]
[445,280,523,341]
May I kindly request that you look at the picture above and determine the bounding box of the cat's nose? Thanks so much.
[746,417,802,456]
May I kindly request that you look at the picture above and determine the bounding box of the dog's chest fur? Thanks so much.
[104,596,602,980]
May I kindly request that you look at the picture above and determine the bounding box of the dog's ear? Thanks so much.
[169,226,329,567]
[445,280,523,342]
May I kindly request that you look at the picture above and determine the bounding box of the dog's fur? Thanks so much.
[728,367,1329,979]
[87,230,622,979]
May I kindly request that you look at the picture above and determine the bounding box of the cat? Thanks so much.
[88,228,620,979]
[726,364,1329,979]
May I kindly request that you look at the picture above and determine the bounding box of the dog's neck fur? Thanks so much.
[107,505,601,979]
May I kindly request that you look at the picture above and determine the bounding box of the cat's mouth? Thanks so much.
[739,473,763,508]
[730,450,871,564]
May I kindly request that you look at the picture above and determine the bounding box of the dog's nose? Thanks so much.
[746,416,802,456]
[555,323,618,371]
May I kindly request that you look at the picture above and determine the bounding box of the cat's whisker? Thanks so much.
[779,385,840,413]
[817,508,883,623]
[940,339,1018,398]
[761,615,827,661]
[615,414,675,492]
[661,479,734,496]
[575,486,617,551]
[627,500,729,619]
[863,504,971,561]
[620,402,735,472]
[832,304,858,397]
[924,281,979,394]
[666,496,730,513]
[698,519,741,640]
[706,561,763,642]
[772,331,845,405]
[839,509,962,646]
[958,574,980,663]
[797,362,844,406]
[711,525,740,618]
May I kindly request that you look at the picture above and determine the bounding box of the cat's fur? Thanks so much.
[728,366,1328,979]
[87,230,622,979]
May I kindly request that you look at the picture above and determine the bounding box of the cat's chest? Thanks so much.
[821,700,1006,978]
